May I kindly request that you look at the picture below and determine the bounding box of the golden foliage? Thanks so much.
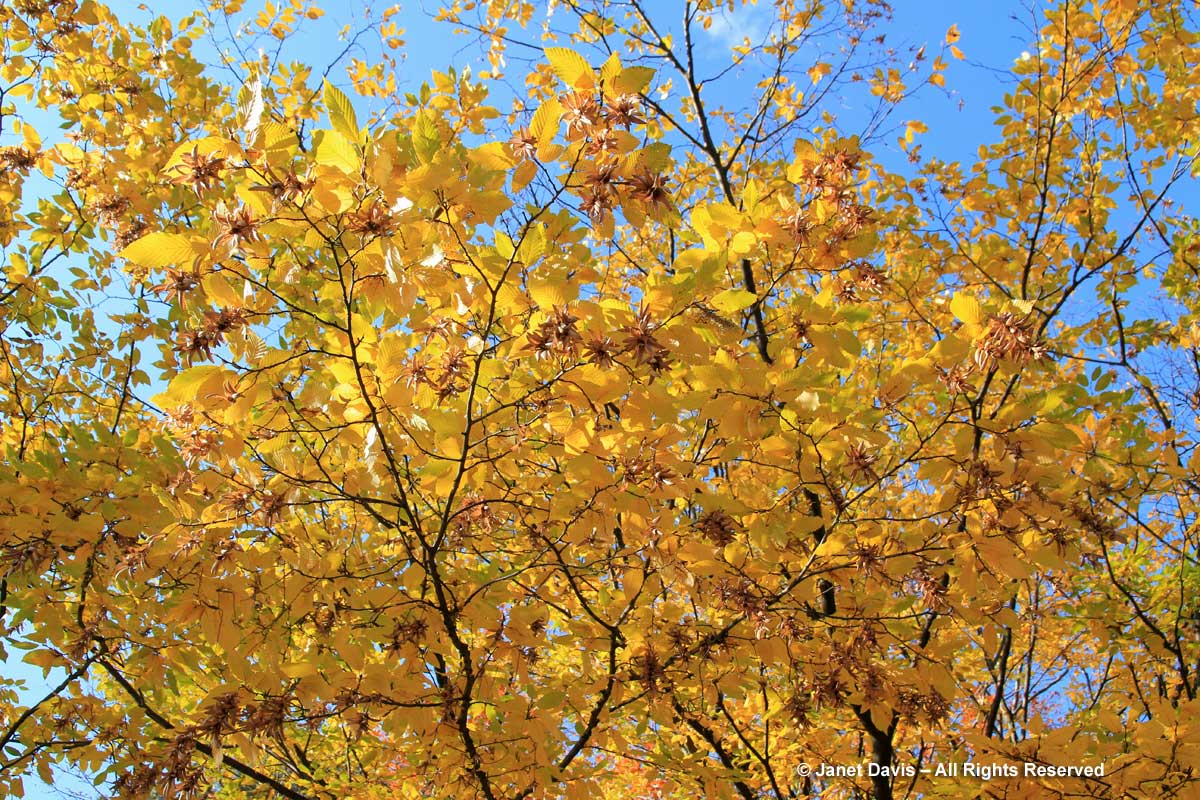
[1,1,1199,799]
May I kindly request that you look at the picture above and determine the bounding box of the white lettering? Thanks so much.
[868,764,916,777]
[815,764,860,777]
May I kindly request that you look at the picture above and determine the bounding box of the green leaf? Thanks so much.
[412,110,441,163]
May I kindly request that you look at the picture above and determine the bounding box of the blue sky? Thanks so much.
[1,1,1047,796]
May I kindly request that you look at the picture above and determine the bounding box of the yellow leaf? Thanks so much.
[516,224,547,264]
[599,52,622,90]
[202,272,243,308]
[711,288,756,313]
[904,120,928,143]
[946,24,960,44]
[621,567,643,602]
[512,159,538,192]
[494,231,516,260]
[949,292,983,324]
[531,97,563,152]
[412,109,441,163]
[1012,298,1035,316]
[261,121,298,153]
[529,278,572,308]
[615,65,655,95]
[807,62,832,84]
[21,124,40,151]
[563,425,592,456]
[545,47,593,89]
[323,79,360,140]
[730,230,757,255]
[119,232,198,269]
[281,662,318,678]
[470,141,516,171]
[314,129,360,174]
[160,365,231,404]
[23,649,59,671]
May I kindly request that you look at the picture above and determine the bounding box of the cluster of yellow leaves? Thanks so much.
[1,1,1199,800]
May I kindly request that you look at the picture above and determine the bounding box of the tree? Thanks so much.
[1,0,1198,798]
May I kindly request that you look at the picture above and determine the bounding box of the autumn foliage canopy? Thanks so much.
[1,0,1199,798]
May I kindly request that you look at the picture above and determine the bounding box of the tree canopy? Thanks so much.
[1,0,1199,798]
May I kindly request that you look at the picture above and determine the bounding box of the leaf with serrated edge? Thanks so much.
[711,288,757,312]
[323,79,359,140]
[545,47,593,89]
[119,232,197,269]
[950,292,984,324]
